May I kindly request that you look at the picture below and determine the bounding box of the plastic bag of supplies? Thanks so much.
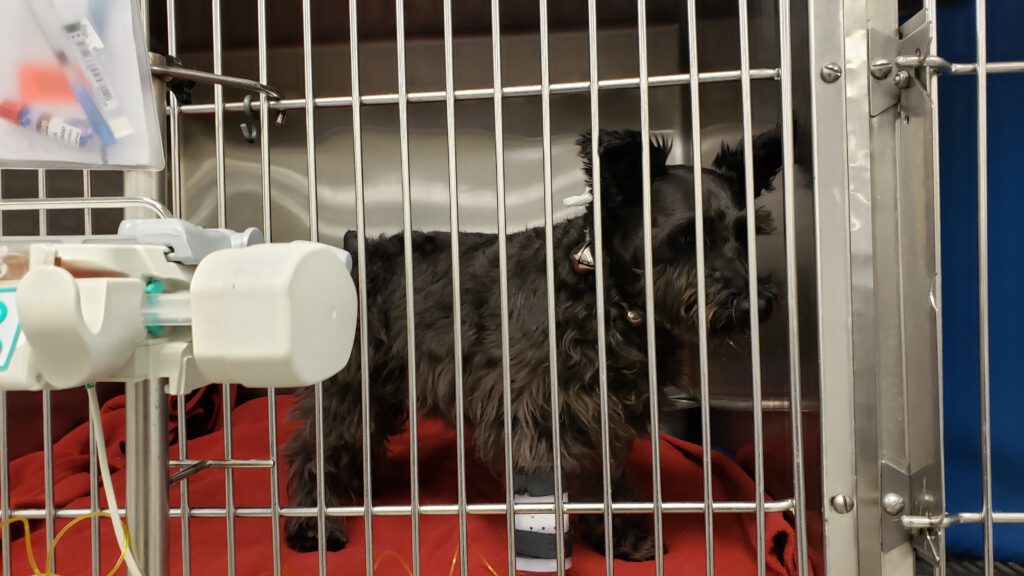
[0,0,163,169]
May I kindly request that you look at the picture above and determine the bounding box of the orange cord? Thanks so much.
[370,539,517,576]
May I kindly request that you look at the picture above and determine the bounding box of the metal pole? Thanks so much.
[122,3,170,572]
[125,377,170,575]
[123,53,169,220]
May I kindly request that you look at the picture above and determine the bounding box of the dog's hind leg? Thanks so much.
[282,367,362,552]
[574,473,662,562]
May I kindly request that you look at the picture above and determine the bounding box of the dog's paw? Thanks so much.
[577,514,667,563]
[285,517,348,553]
[611,525,663,562]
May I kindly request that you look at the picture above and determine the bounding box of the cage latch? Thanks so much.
[899,513,952,566]
[869,55,954,82]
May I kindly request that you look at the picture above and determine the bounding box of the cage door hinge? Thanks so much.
[868,9,936,116]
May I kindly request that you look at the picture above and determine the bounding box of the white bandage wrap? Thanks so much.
[513,474,573,572]
[514,493,571,534]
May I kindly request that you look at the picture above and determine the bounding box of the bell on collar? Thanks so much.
[570,240,595,272]
[625,307,644,326]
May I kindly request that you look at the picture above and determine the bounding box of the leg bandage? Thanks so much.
[513,473,573,572]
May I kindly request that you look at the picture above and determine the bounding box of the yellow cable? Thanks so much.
[0,516,43,575]
[372,550,414,574]
[48,511,131,576]
[1,512,131,576]
[6,514,513,576]
[373,539,509,576]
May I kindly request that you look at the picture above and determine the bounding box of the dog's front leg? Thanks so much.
[574,474,663,562]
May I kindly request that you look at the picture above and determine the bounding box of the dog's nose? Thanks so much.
[737,299,751,316]
[736,297,772,322]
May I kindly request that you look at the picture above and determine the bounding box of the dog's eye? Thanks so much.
[672,223,695,245]
[733,219,749,246]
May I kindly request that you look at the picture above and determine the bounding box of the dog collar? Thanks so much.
[567,189,596,271]
[569,228,644,327]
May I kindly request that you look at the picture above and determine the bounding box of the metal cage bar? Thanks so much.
[683,0,718,573]
[173,70,781,116]
[636,1,667,574]
[974,0,994,572]
[736,0,768,572]
[441,0,470,573]
[7,497,799,519]
[393,0,423,571]
[345,0,376,573]
[39,171,56,573]
[488,1,519,574]
[777,0,809,571]
[0,197,172,217]
[209,2,238,573]
[537,0,569,574]
[299,0,329,574]
[586,0,617,574]
[255,0,282,573]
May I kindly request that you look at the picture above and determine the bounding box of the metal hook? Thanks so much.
[240,94,259,144]
[153,59,287,143]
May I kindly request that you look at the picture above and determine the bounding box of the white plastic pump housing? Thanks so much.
[190,241,358,388]
[0,221,358,393]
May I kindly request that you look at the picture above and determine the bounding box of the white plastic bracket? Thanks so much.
[17,262,146,388]
[118,219,264,265]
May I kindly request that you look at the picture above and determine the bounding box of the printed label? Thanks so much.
[0,289,21,372]
[77,19,105,52]
[36,115,84,147]
[64,21,119,111]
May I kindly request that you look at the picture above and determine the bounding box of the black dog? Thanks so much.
[283,127,782,561]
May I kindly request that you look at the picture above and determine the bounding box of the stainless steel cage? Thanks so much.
[1,0,1022,574]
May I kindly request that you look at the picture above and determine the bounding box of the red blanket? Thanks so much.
[5,391,806,575]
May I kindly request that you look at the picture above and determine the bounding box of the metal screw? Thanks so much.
[870,58,893,80]
[830,494,855,514]
[893,71,912,89]
[882,493,906,516]
[820,63,842,83]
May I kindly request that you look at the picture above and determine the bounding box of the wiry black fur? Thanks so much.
[283,127,784,561]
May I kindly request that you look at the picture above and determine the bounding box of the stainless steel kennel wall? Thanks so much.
[0,0,1021,574]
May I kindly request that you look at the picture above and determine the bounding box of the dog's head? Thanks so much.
[576,128,782,336]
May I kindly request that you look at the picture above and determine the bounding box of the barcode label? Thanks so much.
[65,21,120,111]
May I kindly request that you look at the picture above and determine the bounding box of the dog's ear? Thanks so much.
[712,125,783,204]
[576,129,671,207]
